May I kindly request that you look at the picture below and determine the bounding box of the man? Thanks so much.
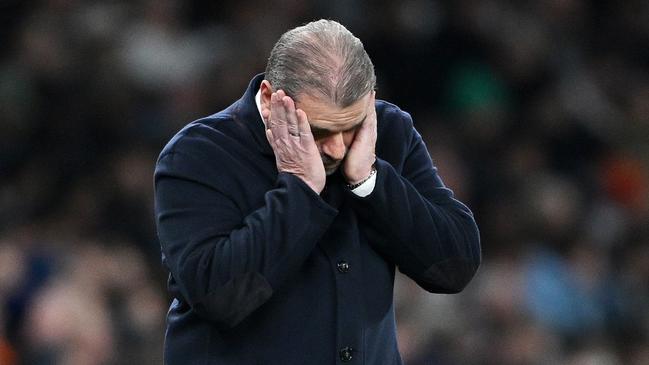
[154,20,481,364]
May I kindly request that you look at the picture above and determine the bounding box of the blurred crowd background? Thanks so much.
[1,0,648,364]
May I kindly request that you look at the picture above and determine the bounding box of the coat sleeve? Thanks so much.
[348,112,481,294]
[154,144,338,329]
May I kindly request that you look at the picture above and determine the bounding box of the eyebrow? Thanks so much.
[310,114,367,135]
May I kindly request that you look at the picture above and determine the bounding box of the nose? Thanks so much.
[320,132,346,161]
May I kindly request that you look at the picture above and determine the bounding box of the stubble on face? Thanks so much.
[323,158,341,175]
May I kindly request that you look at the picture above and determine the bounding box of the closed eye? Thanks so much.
[310,115,366,139]
[310,127,331,139]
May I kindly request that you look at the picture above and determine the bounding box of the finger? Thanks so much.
[266,129,286,169]
[265,128,275,147]
[282,95,300,138]
[270,92,286,127]
[273,89,287,120]
[261,107,270,127]
[270,91,289,140]
[296,108,314,142]
[297,109,319,154]
[367,91,377,123]
[353,92,377,143]
[361,92,377,135]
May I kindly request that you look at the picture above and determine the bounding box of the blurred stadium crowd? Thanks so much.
[1,0,648,364]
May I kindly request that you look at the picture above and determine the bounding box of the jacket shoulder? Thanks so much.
[375,99,414,133]
[374,100,417,165]
[157,108,236,163]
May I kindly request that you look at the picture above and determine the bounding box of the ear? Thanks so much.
[260,80,273,120]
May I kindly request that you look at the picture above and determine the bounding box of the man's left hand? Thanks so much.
[343,91,377,184]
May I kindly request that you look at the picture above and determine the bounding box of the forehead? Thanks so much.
[295,92,372,131]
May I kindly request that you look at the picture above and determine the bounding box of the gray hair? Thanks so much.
[264,19,376,107]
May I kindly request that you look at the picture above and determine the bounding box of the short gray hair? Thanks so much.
[265,19,376,107]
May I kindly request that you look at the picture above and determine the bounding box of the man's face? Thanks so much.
[295,92,372,175]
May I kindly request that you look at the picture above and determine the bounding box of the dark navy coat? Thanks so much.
[154,74,481,364]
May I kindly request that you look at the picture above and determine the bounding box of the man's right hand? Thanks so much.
[264,90,326,194]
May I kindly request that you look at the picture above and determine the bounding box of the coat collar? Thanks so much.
[234,73,274,156]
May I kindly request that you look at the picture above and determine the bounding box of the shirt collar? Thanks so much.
[236,73,273,156]
[255,89,266,128]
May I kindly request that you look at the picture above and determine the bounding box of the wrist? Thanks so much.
[307,180,325,194]
[346,166,376,189]
[345,157,376,185]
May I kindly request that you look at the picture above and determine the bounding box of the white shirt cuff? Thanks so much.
[351,172,376,197]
